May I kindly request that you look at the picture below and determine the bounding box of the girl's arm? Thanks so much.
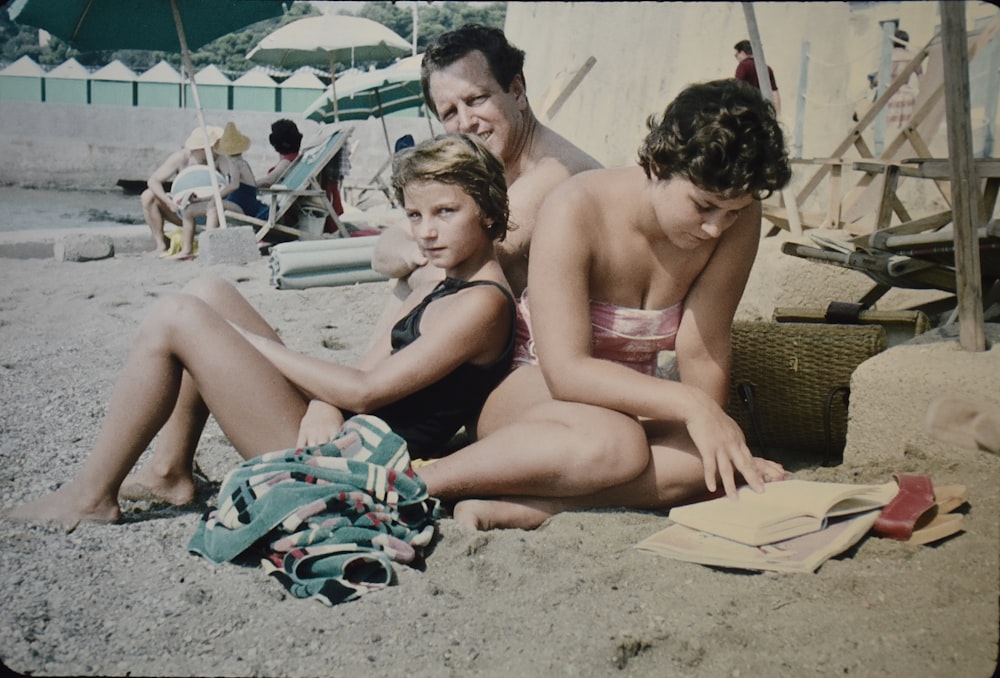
[673,201,761,405]
[239,284,511,413]
[215,155,240,199]
[256,158,290,188]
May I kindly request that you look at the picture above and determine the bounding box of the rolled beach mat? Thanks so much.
[269,235,381,255]
[273,267,389,290]
[270,243,378,277]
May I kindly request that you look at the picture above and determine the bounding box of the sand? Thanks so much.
[0,187,997,677]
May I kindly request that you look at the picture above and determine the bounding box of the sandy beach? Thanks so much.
[0,186,997,677]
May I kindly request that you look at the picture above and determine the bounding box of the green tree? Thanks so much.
[357,2,506,53]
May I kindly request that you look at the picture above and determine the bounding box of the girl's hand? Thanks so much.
[297,400,345,448]
[684,395,765,497]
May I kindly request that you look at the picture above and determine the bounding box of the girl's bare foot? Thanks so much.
[119,466,196,506]
[2,481,121,532]
[452,497,559,531]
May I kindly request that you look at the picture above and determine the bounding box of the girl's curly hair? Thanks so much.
[637,79,791,200]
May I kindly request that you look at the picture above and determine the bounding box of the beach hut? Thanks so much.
[90,59,137,107]
[136,60,183,108]
[231,67,277,112]
[0,55,45,102]
[278,67,326,113]
[45,57,90,104]
[185,64,230,110]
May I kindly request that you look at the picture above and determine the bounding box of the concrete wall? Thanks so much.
[0,100,443,191]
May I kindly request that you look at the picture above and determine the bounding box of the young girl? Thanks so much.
[417,79,794,529]
[5,134,515,530]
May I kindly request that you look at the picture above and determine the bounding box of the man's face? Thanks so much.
[427,50,526,166]
[735,50,750,62]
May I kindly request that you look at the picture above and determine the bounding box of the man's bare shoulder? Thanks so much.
[510,124,600,189]
[534,125,602,174]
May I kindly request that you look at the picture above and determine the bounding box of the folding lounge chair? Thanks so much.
[779,151,1000,323]
[782,219,1000,323]
[226,125,353,242]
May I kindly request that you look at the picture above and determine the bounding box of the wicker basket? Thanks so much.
[726,321,887,460]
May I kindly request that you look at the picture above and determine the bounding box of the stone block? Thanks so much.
[844,324,1000,466]
[54,234,114,262]
[197,226,259,266]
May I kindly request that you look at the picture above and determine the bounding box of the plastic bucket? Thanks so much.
[298,205,327,235]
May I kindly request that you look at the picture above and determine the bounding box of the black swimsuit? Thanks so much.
[352,278,516,458]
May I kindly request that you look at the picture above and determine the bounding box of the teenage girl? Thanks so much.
[417,80,794,529]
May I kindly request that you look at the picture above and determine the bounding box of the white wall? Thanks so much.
[505,0,998,207]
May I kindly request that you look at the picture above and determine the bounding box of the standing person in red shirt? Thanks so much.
[734,39,781,118]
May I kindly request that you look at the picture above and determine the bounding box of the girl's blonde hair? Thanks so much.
[391,134,510,241]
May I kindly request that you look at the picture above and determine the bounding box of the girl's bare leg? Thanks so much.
[5,280,307,529]
[418,366,652,501]
[120,276,288,506]
[453,420,787,530]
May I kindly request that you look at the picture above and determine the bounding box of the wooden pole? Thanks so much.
[743,2,801,234]
[939,1,985,352]
[170,0,227,229]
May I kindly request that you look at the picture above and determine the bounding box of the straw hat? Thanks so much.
[217,122,252,156]
[184,125,224,150]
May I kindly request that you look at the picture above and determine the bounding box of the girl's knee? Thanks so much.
[142,293,210,338]
[574,419,649,486]
[182,275,232,301]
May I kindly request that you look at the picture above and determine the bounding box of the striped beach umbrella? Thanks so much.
[304,54,428,154]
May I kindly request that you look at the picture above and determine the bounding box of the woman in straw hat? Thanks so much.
[169,122,267,261]
[140,125,225,255]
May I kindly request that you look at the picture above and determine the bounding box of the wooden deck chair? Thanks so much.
[226,125,354,242]
[343,151,395,208]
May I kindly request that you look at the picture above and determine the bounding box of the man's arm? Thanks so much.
[771,89,782,119]
[370,215,428,279]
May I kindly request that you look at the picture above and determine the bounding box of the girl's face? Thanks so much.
[651,177,753,249]
[403,179,493,276]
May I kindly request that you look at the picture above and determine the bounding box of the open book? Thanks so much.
[635,511,881,574]
[666,479,898,546]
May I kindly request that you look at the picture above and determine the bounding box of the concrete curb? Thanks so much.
[0,226,151,260]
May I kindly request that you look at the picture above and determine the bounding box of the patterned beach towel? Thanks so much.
[188,415,438,606]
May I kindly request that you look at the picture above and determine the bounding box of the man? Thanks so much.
[733,39,781,118]
[371,24,601,304]
[139,125,224,254]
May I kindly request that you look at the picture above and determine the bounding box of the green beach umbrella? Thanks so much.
[7,0,287,52]
[303,54,428,155]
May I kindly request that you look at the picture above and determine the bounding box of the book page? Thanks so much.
[667,480,897,545]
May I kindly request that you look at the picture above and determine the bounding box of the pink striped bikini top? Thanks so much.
[512,290,682,375]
